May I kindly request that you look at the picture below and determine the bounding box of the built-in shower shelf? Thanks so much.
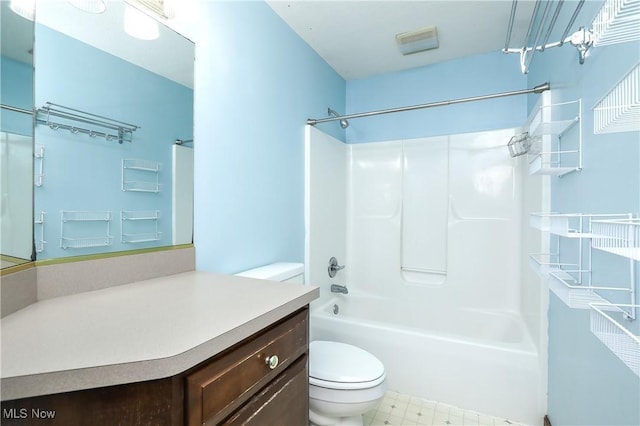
[593,62,640,134]
[529,253,577,278]
[548,271,627,310]
[590,304,640,377]
[591,218,640,260]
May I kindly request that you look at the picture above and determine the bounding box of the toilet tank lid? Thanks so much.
[235,262,304,281]
[310,341,385,384]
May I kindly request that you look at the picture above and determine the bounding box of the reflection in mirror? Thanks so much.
[0,1,35,269]
[34,1,194,261]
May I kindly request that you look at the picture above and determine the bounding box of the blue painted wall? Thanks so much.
[34,25,193,260]
[526,1,640,424]
[345,50,528,143]
[193,1,345,274]
[0,56,33,136]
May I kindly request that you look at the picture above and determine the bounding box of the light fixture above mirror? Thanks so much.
[9,0,35,21]
[124,3,160,40]
[67,0,106,14]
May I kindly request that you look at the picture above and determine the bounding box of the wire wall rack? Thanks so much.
[122,158,161,193]
[34,144,45,187]
[34,211,46,253]
[36,102,139,144]
[121,210,162,243]
[526,98,582,177]
[60,210,112,249]
[503,0,640,74]
[590,303,640,377]
[529,212,636,316]
[592,0,640,47]
[591,218,640,261]
[593,62,640,134]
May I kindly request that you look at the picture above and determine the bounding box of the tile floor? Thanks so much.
[363,390,525,426]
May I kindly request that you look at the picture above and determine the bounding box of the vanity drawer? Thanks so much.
[186,308,308,426]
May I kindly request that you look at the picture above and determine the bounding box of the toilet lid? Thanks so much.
[310,341,385,389]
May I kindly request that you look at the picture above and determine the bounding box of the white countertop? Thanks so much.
[1,271,319,400]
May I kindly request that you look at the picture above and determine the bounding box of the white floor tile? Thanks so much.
[364,390,525,426]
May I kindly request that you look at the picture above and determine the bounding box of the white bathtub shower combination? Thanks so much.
[305,126,547,425]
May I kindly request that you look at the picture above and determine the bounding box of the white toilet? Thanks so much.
[236,262,387,426]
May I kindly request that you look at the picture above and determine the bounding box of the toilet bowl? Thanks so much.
[235,263,387,426]
[309,340,387,426]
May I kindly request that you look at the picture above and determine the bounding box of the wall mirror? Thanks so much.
[32,1,194,262]
[1,1,35,269]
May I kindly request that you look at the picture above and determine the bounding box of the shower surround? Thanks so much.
[305,125,547,425]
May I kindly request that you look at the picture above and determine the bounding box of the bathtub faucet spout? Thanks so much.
[330,284,349,294]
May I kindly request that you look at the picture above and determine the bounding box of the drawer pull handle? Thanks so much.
[265,355,279,369]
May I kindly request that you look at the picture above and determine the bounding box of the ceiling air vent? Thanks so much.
[396,26,439,55]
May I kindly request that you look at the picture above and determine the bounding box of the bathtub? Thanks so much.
[310,295,542,425]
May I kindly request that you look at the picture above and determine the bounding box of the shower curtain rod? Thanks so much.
[306,82,550,126]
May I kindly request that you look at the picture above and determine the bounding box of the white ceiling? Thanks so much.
[3,1,539,87]
[2,1,195,88]
[266,0,537,80]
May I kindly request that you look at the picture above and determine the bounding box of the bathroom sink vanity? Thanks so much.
[0,271,318,425]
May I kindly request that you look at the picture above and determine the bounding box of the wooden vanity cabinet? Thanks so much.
[186,308,309,425]
[0,307,310,426]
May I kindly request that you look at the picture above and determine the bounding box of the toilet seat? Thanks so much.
[310,341,386,390]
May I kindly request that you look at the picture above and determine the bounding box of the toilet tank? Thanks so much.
[235,262,304,283]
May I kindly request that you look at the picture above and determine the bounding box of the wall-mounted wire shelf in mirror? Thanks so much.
[36,102,139,144]
[593,62,640,134]
[34,144,44,187]
[121,210,162,243]
[60,210,112,249]
[35,211,46,253]
[121,159,161,193]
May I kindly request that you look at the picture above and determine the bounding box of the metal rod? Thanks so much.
[503,0,518,52]
[540,0,565,51]
[307,82,551,126]
[175,138,194,145]
[524,0,553,71]
[559,0,585,46]
[523,0,542,49]
[1,104,33,115]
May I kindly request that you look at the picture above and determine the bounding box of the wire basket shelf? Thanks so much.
[61,211,111,222]
[122,232,162,244]
[60,236,112,249]
[529,253,577,278]
[122,158,161,172]
[592,0,640,47]
[593,62,640,134]
[121,210,161,221]
[549,271,631,310]
[591,218,640,260]
[590,303,640,377]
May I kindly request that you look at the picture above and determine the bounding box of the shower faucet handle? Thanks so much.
[328,257,345,278]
